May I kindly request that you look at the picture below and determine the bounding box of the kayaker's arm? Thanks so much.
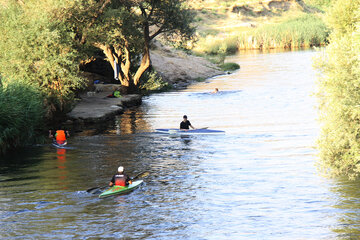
[190,124,196,129]
[48,130,54,138]
[109,175,115,186]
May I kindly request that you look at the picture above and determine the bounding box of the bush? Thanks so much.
[140,71,170,92]
[0,81,44,155]
[316,0,360,179]
[0,1,86,116]
[220,62,240,71]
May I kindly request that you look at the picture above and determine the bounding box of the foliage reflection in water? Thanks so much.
[0,49,359,239]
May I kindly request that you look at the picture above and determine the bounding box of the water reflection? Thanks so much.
[330,178,360,238]
[0,49,354,239]
[56,148,68,189]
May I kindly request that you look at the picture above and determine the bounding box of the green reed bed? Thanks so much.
[0,81,44,155]
[238,14,329,49]
[194,14,329,54]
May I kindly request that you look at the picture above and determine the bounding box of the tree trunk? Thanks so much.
[93,43,131,87]
[133,22,151,87]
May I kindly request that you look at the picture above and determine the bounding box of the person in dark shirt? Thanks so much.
[109,166,132,187]
[180,115,195,130]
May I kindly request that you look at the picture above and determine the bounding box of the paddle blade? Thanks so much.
[132,171,149,180]
[86,187,99,193]
[86,185,108,194]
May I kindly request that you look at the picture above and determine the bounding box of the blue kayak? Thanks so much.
[156,128,225,135]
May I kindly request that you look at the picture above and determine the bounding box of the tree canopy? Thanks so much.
[58,0,195,91]
[0,0,86,113]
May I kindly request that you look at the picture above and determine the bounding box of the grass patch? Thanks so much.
[220,62,240,71]
[194,77,206,82]
[194,35,239,55]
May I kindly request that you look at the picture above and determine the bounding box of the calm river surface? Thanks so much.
[1,49,360,239]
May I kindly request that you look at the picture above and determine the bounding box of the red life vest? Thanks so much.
[114,174,126,186]
[56,130,66,144]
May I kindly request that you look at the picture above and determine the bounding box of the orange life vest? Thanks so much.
[56,130,66,142]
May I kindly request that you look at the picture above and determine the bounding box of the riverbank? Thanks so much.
[151,41,223,89]
[65,45,224,127]
[191,0,330,53]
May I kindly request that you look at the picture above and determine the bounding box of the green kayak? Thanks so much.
[99,180,143,198]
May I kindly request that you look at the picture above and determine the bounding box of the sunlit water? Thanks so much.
[1,49,360,239]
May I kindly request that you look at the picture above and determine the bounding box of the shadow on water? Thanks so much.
[0,147,45,175]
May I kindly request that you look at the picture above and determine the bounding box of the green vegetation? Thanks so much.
[316,0,360,179]
[0,80,44,155]
[191,0,332,54]
[0,1,85,114]
[237,14,329,49]
[304,0,332,11]
[220,63,240,72]
[140,71,170,92]
[59,0,194,92]
[0,0,194,154]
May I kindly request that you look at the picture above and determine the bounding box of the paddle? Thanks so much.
[86,185,108,194]
[86,171,149,194]
[131,171,149,180]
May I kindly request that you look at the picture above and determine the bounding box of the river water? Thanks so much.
[1,49,360,239]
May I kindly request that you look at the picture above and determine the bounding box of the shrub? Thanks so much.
[0,80,44,155]
[220,62,240,71]
[316,0,360,179]
[140,71,169,92]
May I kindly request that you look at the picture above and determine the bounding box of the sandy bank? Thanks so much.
[151,42,223,89]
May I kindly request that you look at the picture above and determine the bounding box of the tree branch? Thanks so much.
[150,26,165,40]
[80,0,111,44]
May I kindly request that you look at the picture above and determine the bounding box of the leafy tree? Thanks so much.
[59,0,195,92]
[316,0,360,179]
[0,0,86,114]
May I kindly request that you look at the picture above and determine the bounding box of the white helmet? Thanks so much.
[118,166,124,173]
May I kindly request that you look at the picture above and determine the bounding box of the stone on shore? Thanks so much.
[67,88,141,124]
[151,41,223,88]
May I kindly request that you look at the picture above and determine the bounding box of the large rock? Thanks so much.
[150,41,223,88]
[67,91,142,124]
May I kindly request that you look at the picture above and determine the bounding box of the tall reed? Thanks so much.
[238,15,329,50]
[0,81,44,155]
[194,14,329,54]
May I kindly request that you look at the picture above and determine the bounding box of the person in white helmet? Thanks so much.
[109,166,131,187]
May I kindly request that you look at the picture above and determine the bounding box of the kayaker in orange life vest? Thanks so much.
[109,166,132,187]
[49,129,70,145]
